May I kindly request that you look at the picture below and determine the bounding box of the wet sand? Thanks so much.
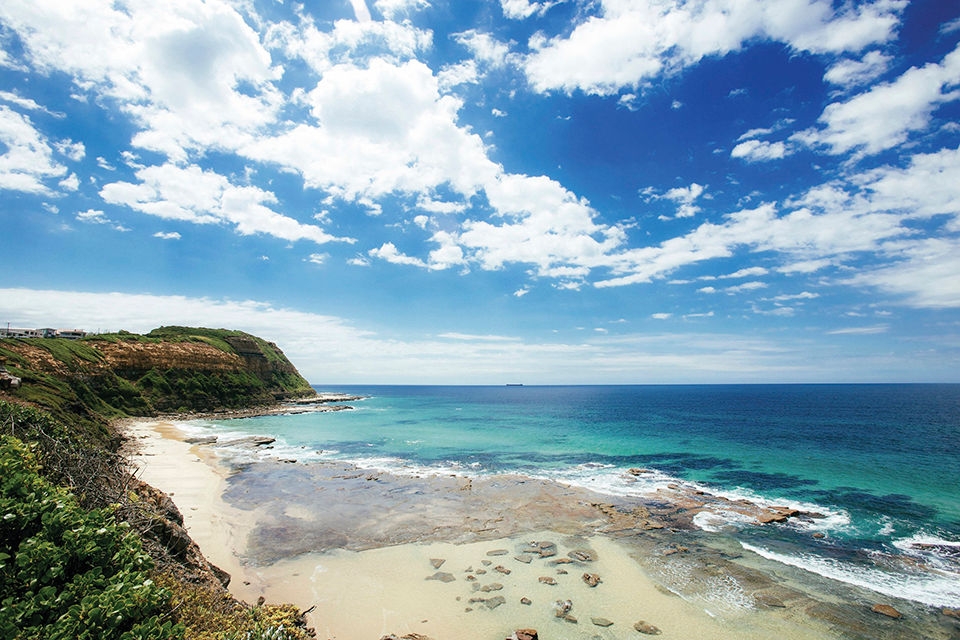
[126,419,949,640]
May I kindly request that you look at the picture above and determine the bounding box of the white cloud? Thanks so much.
[307,253,328,265]
[662,182,705,218]
[500,0,556,20]
[522,0,905,95]
[0,105,68,194]
[267,12,431,75]
[0,0,283,163]
[721,266,768,279]
[153,231,181,240]
[454,30,511,68]
[101,163,353,245]
[374,0,430,21]
[725,280,767,293]
[349,0,372,22]
[827,324,890,335]
[846,238,960,309]
[794,43,960,156]
[651,312,672,319]
[54,139,85,162]
[824,50,891,87]
[731,138,787,162]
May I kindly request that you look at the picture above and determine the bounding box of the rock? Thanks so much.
[515,554,534,564]
[591,617,614,627]
[756,506,801,524]
[754,592,786,608]
[509,629,538,640]
[538,541,557,558]
[476,568,487,575]
[466,575,477,582]
[209,563,231,588]
[482,560,493,566]
[943,608,960,619]
[551,557,573,565]
[556,568,568,575]
[430,558,446,569]
[582,573,601,587]
[812,532,826,539]
[553,599,573,618]
[495,565,511,575]
[480,583,504,592]
[485,595,506,609]
[634,621,662,635]
[628,468,653,475]
[871,604,903,619]
[562,614,578,624]
[487,549,509,556]
[520,597,532,605]
[539,576,557,585]
[184,435,218,445]
[569,549,595,562]
[425,572,456,583]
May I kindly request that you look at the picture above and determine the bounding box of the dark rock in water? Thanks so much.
[568,549,595,562]
[515,554,534,564]
[582,572,601,587]
[430,558,446,569]
[509,629,538,640]
[539,576,557,585]
[754,592,786,608]
[487,549,509,556]
[591,617,614,627]
[495,565,511,575]
[943,608,960,619]
[425,571,456,583]
[562,614,577,624]
[480,583,504,592]
[628,468,653,475]
[520,597,532,605]
[756,506,801,524]
[553,599,573,618]
[634,621,662,635]
[871,604,903,619]
[485,595,506,609]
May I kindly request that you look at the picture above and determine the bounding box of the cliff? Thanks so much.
[0,327,318,639]
[0,326,315,436]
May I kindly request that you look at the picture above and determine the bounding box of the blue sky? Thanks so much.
[1,0,959,384]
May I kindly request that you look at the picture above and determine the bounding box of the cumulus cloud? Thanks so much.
[824,50,891,87]
[0,105,68,194]
[522,0,905,95]
[101,163,353,245]
[794,43,960,156]
[731,138,788,162]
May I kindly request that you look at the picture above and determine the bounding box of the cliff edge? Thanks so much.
[0,326,315,435]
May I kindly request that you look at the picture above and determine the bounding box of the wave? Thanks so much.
[741,541,960,608]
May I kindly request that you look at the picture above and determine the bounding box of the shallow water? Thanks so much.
[186,384,960,611]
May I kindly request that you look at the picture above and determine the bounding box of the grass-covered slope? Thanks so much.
[0,327,315,432]
[0,328,318,639]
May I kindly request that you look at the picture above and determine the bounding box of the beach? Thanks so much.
[125,416,952,640]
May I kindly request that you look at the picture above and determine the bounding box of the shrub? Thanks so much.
[0,435,183,640]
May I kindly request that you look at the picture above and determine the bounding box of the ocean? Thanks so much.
[183,384,960,611]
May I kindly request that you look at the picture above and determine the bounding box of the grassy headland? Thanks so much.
[0,327,317,639]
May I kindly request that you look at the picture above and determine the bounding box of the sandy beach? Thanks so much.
[126,419,935,640]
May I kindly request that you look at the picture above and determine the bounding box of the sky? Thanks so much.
[1,0,959,384]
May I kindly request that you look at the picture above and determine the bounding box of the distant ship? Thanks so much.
[505,383,524,387]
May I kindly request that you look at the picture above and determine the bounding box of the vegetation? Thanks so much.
[0,435,182,639]
[0,326,314,424]
[0,327,319,638]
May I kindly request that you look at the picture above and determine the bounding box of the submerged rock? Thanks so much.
[430,558,445,569]
[539,576,557,585]
[553,599,573,618]
[425,571,456,583]
[871,604,903,619]
[582,572,601,587]
[634,620,662,635]
[591,617,614,627]
[508,629,538,640]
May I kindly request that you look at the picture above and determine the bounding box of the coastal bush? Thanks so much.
[0,435,183,640]
[155,573,312,640]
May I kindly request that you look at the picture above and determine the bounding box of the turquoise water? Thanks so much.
[188,384,960,608]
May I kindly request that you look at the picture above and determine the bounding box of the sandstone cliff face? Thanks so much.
[0,327,315,420]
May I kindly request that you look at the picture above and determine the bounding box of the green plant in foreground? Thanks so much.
[0,435,183,640]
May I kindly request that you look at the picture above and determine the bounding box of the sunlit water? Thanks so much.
[183,384,960,609]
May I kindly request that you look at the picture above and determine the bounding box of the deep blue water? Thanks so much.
[188,384,960,608]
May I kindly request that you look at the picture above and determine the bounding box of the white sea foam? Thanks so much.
[741,542,960,608]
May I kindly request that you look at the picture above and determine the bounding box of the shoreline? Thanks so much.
[125,416,953,640]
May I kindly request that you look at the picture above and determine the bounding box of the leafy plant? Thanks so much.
[0,435,183,640]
